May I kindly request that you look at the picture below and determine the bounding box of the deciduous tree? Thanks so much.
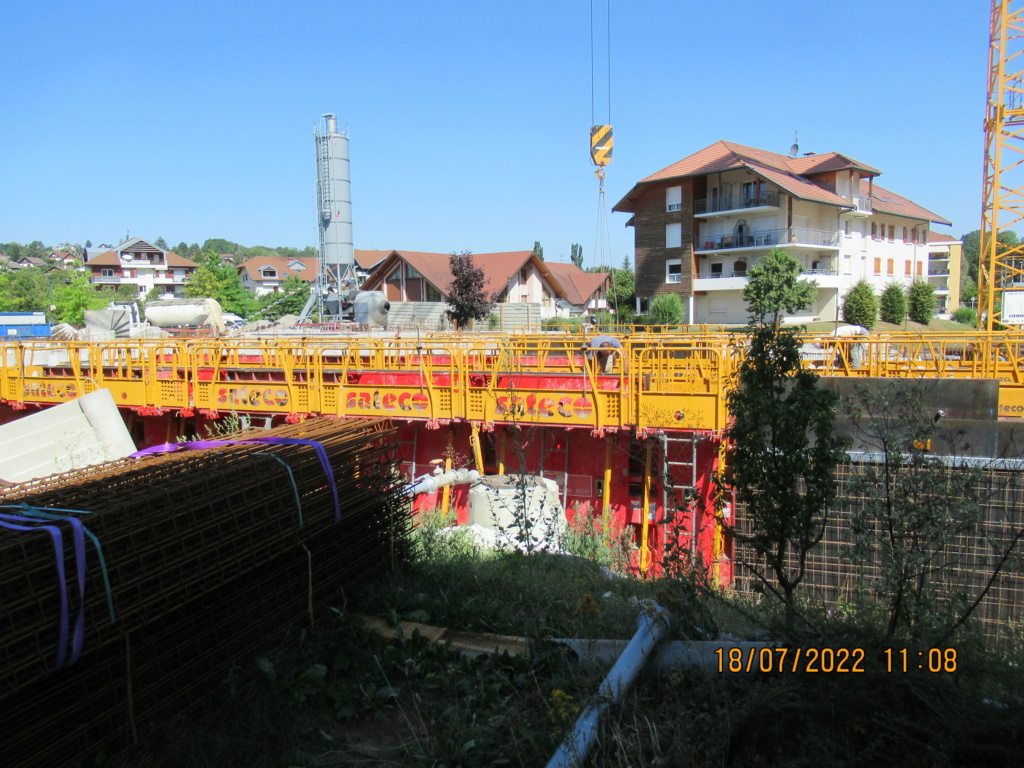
[742,248,817,329]
[445,251,495,329]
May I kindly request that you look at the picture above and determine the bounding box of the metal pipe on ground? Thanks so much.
[546,605,672,768]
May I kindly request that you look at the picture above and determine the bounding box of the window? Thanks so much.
[873,257,882,274]
[666,186,682,212]
[261,267,277,278]
[742,181,757,205]
[871,222,878,239]
[710,263,723,275]
[709,299,727,315]
[905,261,912,276]
[666,259,682,283]
[666,223,682,248]
[101,268,114,277]
[519,266,529,282]
[406,264,421,279]
[426,283,442,302]
[887,259,894,275]
[917,262,924,276]
[903,227,909,242]
[888,225,895,242]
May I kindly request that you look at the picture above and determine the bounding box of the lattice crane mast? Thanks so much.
[980,0,1024,329]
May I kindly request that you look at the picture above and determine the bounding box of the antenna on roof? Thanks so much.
[789,131,799,158]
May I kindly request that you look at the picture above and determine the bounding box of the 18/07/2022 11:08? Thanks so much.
[713,647,958,673]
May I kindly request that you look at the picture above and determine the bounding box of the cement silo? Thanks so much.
[296,114,356,322]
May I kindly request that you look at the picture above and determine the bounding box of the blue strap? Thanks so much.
[0,515,69,670]
[6,503,117,624]
[252,453,303,528]
[131,437,341,522]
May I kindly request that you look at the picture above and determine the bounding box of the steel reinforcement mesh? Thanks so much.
[0,417,410,768]
[731,459,1024,639]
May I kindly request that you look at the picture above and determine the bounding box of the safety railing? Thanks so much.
[5,331,1024,430]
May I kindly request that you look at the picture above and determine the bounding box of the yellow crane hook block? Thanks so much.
[590,124,613,167]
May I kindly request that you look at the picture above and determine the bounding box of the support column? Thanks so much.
[640,440,653,575]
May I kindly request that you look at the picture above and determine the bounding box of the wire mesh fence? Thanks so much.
[0,416,410,767]
[731,457,1024,640]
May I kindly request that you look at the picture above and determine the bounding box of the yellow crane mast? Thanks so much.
[981,0,1024,329]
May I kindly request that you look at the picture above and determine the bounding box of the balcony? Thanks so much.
[91,275,121,284]
[694,263,842,292]
[695,227,842,254]
[694,191,780,217]
[843,194,873,216]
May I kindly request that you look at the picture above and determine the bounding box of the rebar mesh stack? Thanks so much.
[0,417,410,767]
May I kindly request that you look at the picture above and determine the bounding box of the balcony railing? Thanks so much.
[697,227,841,251]
[928,268,950,277]
[91,275,121,284]
[694,191,779,215]
[846,194,872,213]
[697,265,837,280]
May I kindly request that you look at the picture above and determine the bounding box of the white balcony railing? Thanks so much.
[697,227,842,251]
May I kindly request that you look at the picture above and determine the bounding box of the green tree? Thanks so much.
[52,271,112,325]
[607,259,635,316]
[907,280,937,325]
[842,280,878,330]
[721,324,846,630]
[182,254,254,317]
[570,243,583,268]
[719,248,845,630]
[742,248,817,328]
[0,268,49,311]
[841,382,993,640]
[255,275,311,321]
[648,293,683,325]
[155,236,168,250]
[532,241,544,262]
[879,282,907,325]
[445,251,495,329]
[84,239,93,248]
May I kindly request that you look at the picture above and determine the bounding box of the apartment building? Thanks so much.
[87,238,198,299]
[613,140,956,325]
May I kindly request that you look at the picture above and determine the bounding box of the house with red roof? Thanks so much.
[361,251,574,311]
[87,238,198,299]
[237,256,318,295]
[613,140,958,324]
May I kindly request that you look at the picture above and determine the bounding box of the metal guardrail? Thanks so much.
[694,191,780,215]
[3,331,1024,429]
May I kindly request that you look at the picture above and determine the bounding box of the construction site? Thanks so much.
[5,2,1024,765]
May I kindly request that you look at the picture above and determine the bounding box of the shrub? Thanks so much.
[541,317,583,331]
[878,282,907,325]
[648,293,685,326]
[842,280,877,330]
[907,280,937,325]
[952,306,978,326]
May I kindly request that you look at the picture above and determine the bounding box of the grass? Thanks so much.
[104,510,1024,768]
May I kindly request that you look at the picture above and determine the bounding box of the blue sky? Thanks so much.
[1,1,987,266]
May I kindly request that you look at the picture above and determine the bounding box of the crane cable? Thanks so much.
[590,0,616,313]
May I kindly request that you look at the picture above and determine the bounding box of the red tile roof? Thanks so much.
[863,181,951,225]
[543,263,610,305]
[363,251,570,300]
[354,250,394,270]
[613,140,948,226]
[86,250,198,268]
[927,230,960,244]
[238,256,318,283]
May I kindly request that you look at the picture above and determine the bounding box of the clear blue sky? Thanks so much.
[0,1,987,266]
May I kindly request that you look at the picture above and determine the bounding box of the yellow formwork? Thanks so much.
[2,331,1024,429]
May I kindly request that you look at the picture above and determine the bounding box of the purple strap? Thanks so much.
[131,437,341,522]
[0,515,72,670]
